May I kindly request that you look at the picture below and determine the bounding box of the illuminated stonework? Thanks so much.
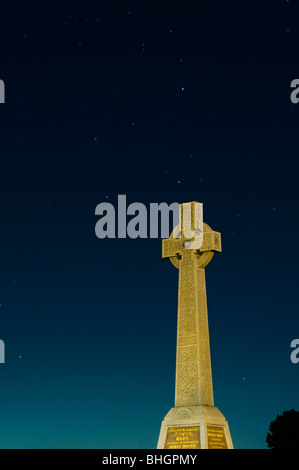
[157,202,234,449]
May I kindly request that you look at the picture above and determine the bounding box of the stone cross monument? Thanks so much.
[157,202,233,449]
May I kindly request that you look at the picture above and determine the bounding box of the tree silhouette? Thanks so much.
[266,409,299,449]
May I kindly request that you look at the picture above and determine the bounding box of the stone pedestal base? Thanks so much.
[157,405,233,449]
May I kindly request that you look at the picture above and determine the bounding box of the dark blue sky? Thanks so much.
[0,1,298,449]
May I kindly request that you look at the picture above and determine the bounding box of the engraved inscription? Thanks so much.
[164,426,201,449]
[207,426,227,449]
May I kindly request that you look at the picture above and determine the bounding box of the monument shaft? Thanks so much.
[176,250,213,407]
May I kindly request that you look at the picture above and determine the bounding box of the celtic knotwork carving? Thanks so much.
[176,347,198,405]
[176,410,190,419]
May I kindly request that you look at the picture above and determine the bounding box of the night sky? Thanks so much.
[0,0,299,449]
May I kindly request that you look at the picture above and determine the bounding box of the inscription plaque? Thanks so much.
[207,426,227,449]
[164,426,201,449]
